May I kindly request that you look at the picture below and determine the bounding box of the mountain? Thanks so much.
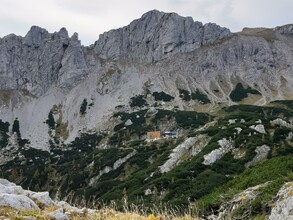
[0,10,292,219]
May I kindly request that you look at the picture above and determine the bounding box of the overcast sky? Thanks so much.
[0,0,292,46]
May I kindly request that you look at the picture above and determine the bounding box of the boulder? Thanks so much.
[0,193,39,210]
[28,191,55,207]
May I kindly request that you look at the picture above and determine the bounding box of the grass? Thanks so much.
[0,204,201,220]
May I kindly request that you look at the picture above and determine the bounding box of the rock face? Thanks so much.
[0,26,86,96]
[94,10,231,63]
[272,118,293,129]
[269,181,293,220]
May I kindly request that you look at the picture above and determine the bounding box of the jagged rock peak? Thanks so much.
[94,9,231,63]
[23,26,70,47]
[0,25,87,96]
[23,26,49,47]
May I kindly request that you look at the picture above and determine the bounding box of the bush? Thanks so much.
[152,91,174,102]
[179,89,191,101]
[12,118,20,137]
[130,95,147,107]
[230,83,261,102]
[80,98,88,115]
[191,90,211,104]
[46,110,55,129]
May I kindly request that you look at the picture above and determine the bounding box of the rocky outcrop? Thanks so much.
[245,145,270,168]
[269,181,293,220]
[89,151,136,185]
[0,26,87,96]
[94,10,231,63]
[0,178,94,218]
[0,193,40,210]
[208,182,271,220]
[249,124,266,134]
[272,118,293,129]
[0,178,53,210]
[159,135,210,173]
[203,138,234,165]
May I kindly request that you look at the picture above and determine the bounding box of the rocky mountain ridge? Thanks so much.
[0,10,292,219]
[94,9,231,63]
[0,10,292,150]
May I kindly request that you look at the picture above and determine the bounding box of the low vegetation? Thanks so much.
[152,91,174,102]
[0,101,292,219]
[179,89,191,101]
[80,98,88,115]
[230,83,261,102]
[191,89,211,104]
[130,95,148,107]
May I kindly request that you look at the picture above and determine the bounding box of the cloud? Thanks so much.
[0,0,292,45]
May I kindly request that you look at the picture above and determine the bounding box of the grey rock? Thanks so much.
[125,119,133,126]
[245,145,270,168]
[249,124,266,134]
[203,138,234,165]
[0,26,86,96]
[160,135,210,173]
[269,181,293,220]
[28,191,55,207]
[48,208,69,220]
[209,182,271,220]
[274,24,293,35]
[94,10,231,63]
[23,26,49,47]
[145,107,158,117]
[0,193,39,210]
[203,23,231,44]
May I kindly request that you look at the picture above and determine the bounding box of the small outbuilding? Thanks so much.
[147,131,161,140]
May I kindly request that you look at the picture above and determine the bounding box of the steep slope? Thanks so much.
[0,11,292,150]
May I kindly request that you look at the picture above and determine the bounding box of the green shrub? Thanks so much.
[46,110,55,129]
[0,120,9,133]
[130,95,147,107]
[152,91,174,102]
[273,127,292,142]
[179,89,191,101]
[12,118,20,137]
[80,98,88,115]
[230,83,261,102]
[191,90,211,104]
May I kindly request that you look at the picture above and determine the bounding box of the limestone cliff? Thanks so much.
[0,10,292,150]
